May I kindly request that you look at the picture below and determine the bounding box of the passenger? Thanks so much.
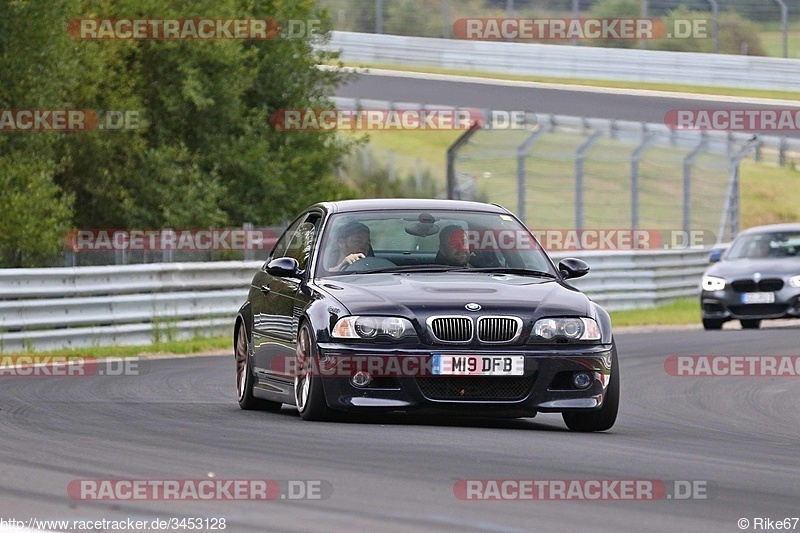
[435,225,470,267]
[329,221,371,271]
[752,238,772,258]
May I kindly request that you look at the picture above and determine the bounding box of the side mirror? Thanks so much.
[558,258,590,280]
[708,249,723,263]
[265,257,303,278]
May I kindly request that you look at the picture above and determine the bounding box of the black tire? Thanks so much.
[235,324,282,411]
[702,318,724,330]
[740,319,761,329]
[562,344,619,432]
[294,323,331,421]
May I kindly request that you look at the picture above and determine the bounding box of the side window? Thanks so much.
[284,214,321,270]
[269,216,307,261]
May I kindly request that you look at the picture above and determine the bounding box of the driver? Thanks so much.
[329,221,371,271]
[435,225,470,267]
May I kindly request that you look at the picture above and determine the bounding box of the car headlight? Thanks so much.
[531,317,601,341]
[332,316,416,340]
[702,276,726,291]
[789,275,800,288]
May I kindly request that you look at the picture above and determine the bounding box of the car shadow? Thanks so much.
[267,406,569,432]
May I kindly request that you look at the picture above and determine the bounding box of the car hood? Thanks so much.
[706,257,800,279]
[315,272,592,320]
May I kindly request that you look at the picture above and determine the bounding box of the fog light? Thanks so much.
[351,371,372,388]
[572,372,592,389]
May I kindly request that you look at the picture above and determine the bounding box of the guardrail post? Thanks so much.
[575,130,603,234]
[446,121,482,199]
[516,124,552,223]
[631,128,657,232]
[683,136,707,236]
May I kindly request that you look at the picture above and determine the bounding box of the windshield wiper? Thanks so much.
[460,267,557,278]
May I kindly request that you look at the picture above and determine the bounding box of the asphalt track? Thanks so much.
[334,70,800,139]
[2,326,800,532]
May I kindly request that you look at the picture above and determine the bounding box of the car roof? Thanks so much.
[312,198,512,215]
[738,223,800,235]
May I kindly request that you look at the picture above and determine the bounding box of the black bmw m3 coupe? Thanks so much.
[234,199,619,432]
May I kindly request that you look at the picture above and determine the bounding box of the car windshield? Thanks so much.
[316,209,556,277]
[726,231,800,260]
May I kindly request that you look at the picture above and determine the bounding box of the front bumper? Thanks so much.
[314,343,614,417]
[701,288,800,321]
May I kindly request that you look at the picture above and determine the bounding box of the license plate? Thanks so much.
[431,355,524,376]
[741,292,775,304]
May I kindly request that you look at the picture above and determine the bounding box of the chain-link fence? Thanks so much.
[446,113,799,247]
[318,0,800,58]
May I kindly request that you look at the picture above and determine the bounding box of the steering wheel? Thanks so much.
[340,256,396,272]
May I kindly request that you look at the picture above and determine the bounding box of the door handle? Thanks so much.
[260,285,271,295]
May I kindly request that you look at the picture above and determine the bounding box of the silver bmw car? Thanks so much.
[701,223,800,330]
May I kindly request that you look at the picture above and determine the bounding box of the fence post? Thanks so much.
[575,130,603,234]
[779,137,787,166]
[719,141,759,242]
[630,128,657,232]
[683,136,707,236]
[774,0,788,58]
[516,123,552,223]
[243,222,254,261]
[442,0,450,38]
[161,229,175,263]
[375,0,383,34]
[706,0,719,53]
[446,121,482,199]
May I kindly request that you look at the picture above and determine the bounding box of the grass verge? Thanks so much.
[609,298,699,327]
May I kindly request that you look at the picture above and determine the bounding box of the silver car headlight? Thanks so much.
[702,276,726,291]
[332,316,416,340]
[532,317,601,341]
[789,275,800,288]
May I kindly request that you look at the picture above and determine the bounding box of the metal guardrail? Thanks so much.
[562,249,710,310]
[326,31,800,92]
[0,251,710,352]
[0,262,262,352]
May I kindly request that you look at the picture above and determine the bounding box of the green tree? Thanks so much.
[0,0,76,266]
[1,0,357,265]
[650,7,765,56]
[588,0,641,49]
